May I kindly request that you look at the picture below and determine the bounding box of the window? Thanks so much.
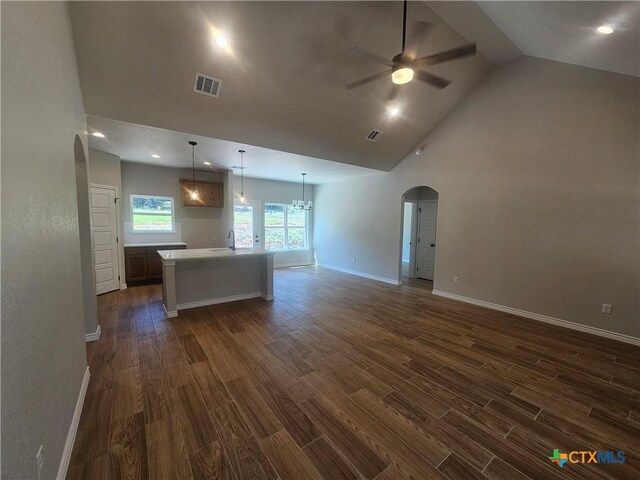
[264,203,308,251]
[131,194,174,232]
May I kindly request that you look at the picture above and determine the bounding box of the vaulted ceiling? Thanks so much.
[478,1,639,77]
[71,1,638,179]
[70,1,494,172]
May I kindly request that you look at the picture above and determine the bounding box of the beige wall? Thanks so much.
[314,56,639,338]
[121,162,225,248]
[238,176,315,206]
[1,2,89,478]
[75,140,99,335]
[89,148,122,189]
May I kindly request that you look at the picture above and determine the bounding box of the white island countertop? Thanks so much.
[124,241,187,248]
[159,248,272,263]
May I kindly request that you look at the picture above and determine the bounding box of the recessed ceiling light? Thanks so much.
[91,132,105,138]
[215,34,229,49]
[387,106,400,118]
[597,25,614,34]
[204,161,211,166]
[151,154,160,158]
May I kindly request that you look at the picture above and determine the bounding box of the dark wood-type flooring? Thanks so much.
[401,262,433,291]
[68,266,640,480]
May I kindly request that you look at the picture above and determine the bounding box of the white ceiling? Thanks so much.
[87,116,379,184]
[69,1,493,172]
[73,1,638,183]
[478,1,640,77]
[427,1,522,65]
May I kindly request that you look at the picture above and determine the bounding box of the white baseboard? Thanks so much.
[317,263,401,286]
[432,290,640,346]
[163,304,178,318]
[275,261,314,269]
[262,294,274,301]
[120,283,127,290]
[84,324,101,342]
[176,292,263,311]
[56,366,90,480]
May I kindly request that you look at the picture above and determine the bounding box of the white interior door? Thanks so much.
[90,186,120,294]
[233,201,262,249]
[416,200,438,280]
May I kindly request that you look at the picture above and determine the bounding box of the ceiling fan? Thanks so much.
[345,0,477,92]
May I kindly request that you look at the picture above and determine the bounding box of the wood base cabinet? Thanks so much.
[125,245,186,286]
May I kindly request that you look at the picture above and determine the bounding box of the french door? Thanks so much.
[233,200,262,249]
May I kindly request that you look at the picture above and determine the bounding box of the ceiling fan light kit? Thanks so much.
[392,67,414,85]
[345,0,477,95]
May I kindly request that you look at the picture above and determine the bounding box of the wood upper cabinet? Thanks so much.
[180,179,223,207]
[125,244,186,285]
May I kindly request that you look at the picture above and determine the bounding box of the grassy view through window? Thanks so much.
[131,195,174,231]
[233,205,253,248]
[265,204,306,250]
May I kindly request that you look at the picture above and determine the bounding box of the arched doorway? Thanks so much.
[399,186,439,289]
[74,135,99,336]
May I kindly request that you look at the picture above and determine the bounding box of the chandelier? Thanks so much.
[292,173,312,210]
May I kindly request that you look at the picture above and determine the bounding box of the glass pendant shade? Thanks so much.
[189,141,198,201]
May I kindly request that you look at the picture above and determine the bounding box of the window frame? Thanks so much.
[264,202,309,252]
[130,194,176,233]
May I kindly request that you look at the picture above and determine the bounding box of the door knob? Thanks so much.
[430,244,435,247]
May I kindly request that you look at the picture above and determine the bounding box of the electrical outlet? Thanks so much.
[352,258,356,265]
[36,445,43,480]
[453,276,459,285]
[601,304,612,314]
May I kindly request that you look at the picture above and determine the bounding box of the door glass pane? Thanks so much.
[265,228,285,250]
[287,206,306,227]
[287,227,306,249]
[265,204,285,226]
[233,205,253,248]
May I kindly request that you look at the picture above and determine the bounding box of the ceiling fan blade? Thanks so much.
[404,21,434,59]
[345,69,392,89]
[414,69,451,89]
[413,43,477,67]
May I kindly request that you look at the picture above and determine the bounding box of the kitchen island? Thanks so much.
[159,248,274,317]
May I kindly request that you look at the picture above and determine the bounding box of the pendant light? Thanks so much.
[238,149,246,203]
[292,173,312,210]
[188,141,199,200]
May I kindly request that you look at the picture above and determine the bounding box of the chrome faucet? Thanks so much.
[228,229,236,251]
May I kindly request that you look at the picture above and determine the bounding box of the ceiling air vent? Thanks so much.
[365,129,383,142]
[194,73,221,97]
